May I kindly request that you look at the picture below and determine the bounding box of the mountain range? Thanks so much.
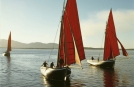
[0,39,132,49]
[0,39,58,49]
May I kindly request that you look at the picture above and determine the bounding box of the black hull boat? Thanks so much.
[87,60,115,68]
[3,52,10,57]
[40,66,71,81]
[40,0,85,81]
[41,75,71,87]
[87,9,128,68]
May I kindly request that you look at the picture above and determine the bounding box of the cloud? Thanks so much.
[113,10,134,31]
[80,9,134,48]
[80,10,134,37]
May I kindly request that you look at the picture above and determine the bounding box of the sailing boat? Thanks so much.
[40,0,85,81]
[3,31,12,57]
[87,9,128,68]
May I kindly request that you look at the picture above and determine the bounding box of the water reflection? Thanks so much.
[41,76,70,87]
[6,56,11,83]
[89,66,119,87]
[102,68,119,87]
[5,56,11,72]
[6,56,11,65]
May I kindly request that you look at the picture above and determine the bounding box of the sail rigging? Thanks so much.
[103,9,128,61]
[41,0,84,81]
[87,9,128,68]
[57,0,85,66]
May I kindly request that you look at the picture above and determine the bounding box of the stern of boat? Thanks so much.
[40,66,71,81]
[100,60,115,68]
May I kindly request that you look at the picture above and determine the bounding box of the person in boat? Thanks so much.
[59,58,64,68]
[50,62,54,68]
[43,61,48,67]
[91,56,94,60]
[98,57,99,62]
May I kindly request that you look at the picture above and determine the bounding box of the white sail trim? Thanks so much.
[73,37,82,66]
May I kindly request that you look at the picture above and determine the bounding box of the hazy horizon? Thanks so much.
[0,39,134,49]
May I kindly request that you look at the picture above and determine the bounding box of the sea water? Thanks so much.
[0,48,134,87]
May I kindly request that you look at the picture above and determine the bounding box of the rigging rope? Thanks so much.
[47,0,66,62]
[47,22,60,62]
[98,27,106,59]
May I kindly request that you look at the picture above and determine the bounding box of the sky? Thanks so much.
[0,0,134,49]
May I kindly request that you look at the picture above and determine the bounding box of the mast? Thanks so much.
[57,0,66,67]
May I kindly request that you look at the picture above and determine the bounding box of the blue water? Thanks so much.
[0,48,134,87]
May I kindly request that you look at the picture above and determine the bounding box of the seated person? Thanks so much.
[50,62,54,68]
[98,57,99,62]
[91,56,94,60]
[43,61,48,67]
[59,58,64,67]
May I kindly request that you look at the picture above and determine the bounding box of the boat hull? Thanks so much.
[87,60,115,68]
[40,66,71,81]
[42,76,70,86]
[2,52,10,57]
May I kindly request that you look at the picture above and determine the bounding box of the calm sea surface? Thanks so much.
[0,48,134,87]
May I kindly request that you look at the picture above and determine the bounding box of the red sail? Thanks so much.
[65,0,85,60]
[7,31,11,52]
[103,10,120,60]
[58,0,85,66]
[117,38,128,56]
[64,13,75,65]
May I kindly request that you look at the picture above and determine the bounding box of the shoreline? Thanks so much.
[0,47,133,50]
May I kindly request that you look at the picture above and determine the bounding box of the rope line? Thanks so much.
[47,0,66,62]
[47,22,60,62]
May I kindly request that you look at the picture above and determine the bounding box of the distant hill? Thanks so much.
[1,39,132,50]
[0,39,58,49]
